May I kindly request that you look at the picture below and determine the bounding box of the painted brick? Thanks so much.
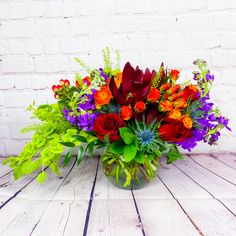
[27,1,45,17]
[8,40,25,55]
[14,75,32,89]
[215,14,236,30]
[0,3,10,19]
[2,56,34,73]
[221,33,236,49]
[2,21,36,38]
[25,39,42,55]
[34,56,69,73]
[10,3,28,19]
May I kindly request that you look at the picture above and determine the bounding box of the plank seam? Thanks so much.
[173,163,236,217]
[0,167,48,210]
[210,154,236,170]
[29,158,77,236]
[131,189,146,236]
[157,175,204,236]
[0,170,13,179]
[189,155,236,187]
[82,157,99,236]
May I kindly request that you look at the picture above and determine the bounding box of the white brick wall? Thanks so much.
[0,0,236,156]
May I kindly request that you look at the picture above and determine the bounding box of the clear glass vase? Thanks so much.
[101,153,160,190]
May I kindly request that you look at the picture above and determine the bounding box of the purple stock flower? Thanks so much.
[77,112,99,131]
[78,90,97,111]
[99,68,109,81]
[206,74,214,81]
[63,108,77,125]
[217,116,231,131]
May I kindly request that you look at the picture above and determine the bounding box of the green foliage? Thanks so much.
[166,146,185,164]
[119,127,134,144]
[123,144,137,162]
[77,146,84,166]
[37,171,47,184]
[3,103,80,183]
[110,139,125,155]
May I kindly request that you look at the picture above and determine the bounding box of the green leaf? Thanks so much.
[60,142,75,147]
[77,146,84,166]
[63,150,73,167]
[166,151,185,164]
[37,171,47,184]
[154,148,162,157]
[119,127,134,144]
[123,144,137,162]
[86,140,99,158]
[134,151,145,164]
[110,139,125,155]
[49,163,61,175]
[22,160,39,175]
[72,135,87,143]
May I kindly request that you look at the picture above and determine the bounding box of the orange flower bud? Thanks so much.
[159,100,173,112]
[173,98,187,109]
[181,115,193,129]
[170,70,180,80]
[134,101,146,113]
[168,84,181,94]
[160,83,171,91]
[121,106,132,120]
[147,88,161,103]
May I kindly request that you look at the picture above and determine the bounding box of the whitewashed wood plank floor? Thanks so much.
[0,154,236,236]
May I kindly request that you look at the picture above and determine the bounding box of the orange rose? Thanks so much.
[183,84,199,101]
[166,109,181,122]
[170,70,180,80]
[121,106,132,120]
[114,72,122,89]
[160,83,171,91]
[159,100,173,112]
[134,101,146,113]
[147,88,161,103]
[181,115,193,129]
[173,98,187,109]
[94,86,113,109]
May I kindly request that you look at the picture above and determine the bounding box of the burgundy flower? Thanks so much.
[109,62,157,105]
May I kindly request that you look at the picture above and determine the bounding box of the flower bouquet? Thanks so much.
[4,48,230,189]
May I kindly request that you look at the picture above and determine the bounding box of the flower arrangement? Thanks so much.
[4,48,230,188]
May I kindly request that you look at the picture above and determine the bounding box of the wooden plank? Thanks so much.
[174,157,236,215]
[158,160,236,236]
[0,158,76,236]
[211,153,236,169]
[189,154,236,185]
[30,158,98,236]
[132,165,200,236]
[0,162,12,178]
[86,163,144,236]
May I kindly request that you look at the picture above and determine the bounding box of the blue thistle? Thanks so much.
[133,120,162,153]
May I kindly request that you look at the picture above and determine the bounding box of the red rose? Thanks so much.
[134,101,146,113]
[120,106,132,121]
[147,88,161,103]
[159,122,191,142]
[94,113,126,142]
